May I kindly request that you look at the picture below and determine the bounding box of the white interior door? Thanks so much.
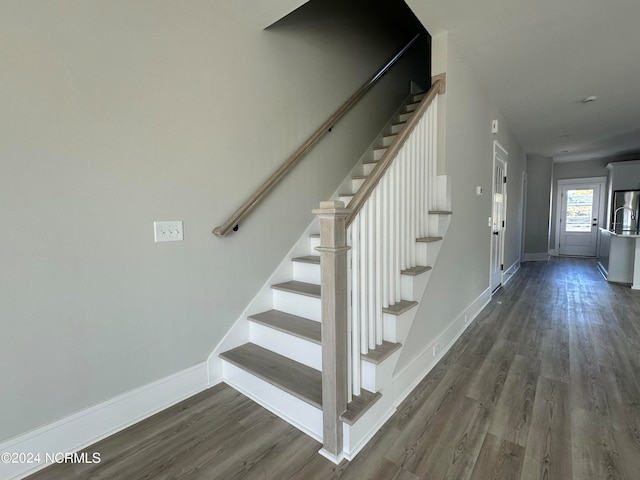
[491,142,508,292]
[558,184,601,256]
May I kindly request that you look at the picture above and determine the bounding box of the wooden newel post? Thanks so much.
[313,200,351,461]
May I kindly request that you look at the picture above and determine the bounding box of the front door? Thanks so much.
[491,142,508,292]
[558,184,601,256]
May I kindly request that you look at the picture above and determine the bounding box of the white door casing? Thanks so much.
[491,141,508,293]
[558,181,603,257]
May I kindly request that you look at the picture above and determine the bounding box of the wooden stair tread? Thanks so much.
[361,341,402,365]
[248,310,321,344]
[339,193,355,198]
[401,265,432,276]
[220,343,322,408]
[417,236,443,243]
[309,233,320,238]
[292,255,320,265]
[429,210,452,215]
[221,343,383,423]
[271,280,321,298]
[383,299,418,315]
[340,389,383,425]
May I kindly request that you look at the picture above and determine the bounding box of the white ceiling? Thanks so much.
[407,0,640,162]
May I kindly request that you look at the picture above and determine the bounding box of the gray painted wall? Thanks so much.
[396,34,527,371]
[0,0,428,442]
[523,155,553,255]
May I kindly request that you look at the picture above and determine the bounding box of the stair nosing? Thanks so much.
[361,341,402,365]
[271,280,321,299]
[248,309,321,345]
[401,265,433,276]
[292,255,320,265]
[383,299,418,316]
[417,236,443,243]
[220,343,322,409]
[340,390,383,425]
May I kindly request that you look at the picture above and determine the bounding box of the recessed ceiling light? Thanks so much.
[582,96,597,103]
[561,150,570,153]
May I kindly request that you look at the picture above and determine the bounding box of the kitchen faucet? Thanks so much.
[613,206,636,230]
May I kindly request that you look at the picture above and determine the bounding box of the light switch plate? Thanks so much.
[154,221,183,242]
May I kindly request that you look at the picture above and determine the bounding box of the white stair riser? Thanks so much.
[222,362,323,441]
[404,102,418,113]
[272,290,321,322]
[339,195,353,207]
[401,269,432,301]
[390,123,405,134]
[343,393,395,460]
[309,236,320,253]
[436,175,452,211]
[293,261,321,284]
[416,241,443,268]
[249,322,321,371]
[398,112,412,123]
[373,148,387,161]
[428,215,451,238]
[362,163,376,176]
[360,349,400,392]
[382,309,415,344]
[382,135,396,147]
[352,178,366,191]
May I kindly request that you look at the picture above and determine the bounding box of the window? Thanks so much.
[565,189,593,232]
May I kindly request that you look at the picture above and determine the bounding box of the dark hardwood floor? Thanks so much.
[27,258,640,479]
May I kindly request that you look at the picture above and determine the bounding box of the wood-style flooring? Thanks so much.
[26,258,640,479]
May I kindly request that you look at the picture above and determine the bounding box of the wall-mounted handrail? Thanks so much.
[345,73,446,228]
[213,34,421,237]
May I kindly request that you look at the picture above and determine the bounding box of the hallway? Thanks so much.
[27,258,640,479]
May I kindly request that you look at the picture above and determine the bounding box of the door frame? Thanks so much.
[490,141,508,293]
[555,177,606,257]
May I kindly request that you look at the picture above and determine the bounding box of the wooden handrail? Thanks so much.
[213,34,421,237]
[345,73,446,227]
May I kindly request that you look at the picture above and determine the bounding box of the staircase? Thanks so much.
[214,80,450,462]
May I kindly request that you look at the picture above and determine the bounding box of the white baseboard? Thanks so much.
[522,253,550,262]
[503,260,521,286]
[392,287,491,407]
[0,363,209,480]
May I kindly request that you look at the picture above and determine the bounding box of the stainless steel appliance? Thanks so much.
[611,189,640,233]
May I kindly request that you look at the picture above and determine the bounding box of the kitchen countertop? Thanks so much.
[599,227,640,238]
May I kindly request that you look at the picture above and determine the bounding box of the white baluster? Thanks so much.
[375,183,383,346]
[410,133,417,267]
[382,172,389,309]
[360,204,368,355]
[350,219,361,397]
[389,163,396,305]
[367,196,376,350]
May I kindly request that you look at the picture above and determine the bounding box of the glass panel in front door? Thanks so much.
[565,189,594,232]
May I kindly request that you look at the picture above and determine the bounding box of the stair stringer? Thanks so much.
[340,174,452,459]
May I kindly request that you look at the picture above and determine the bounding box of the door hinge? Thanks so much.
[503,176,507,184]
[502,220,505,228]
[500,264,504,271]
